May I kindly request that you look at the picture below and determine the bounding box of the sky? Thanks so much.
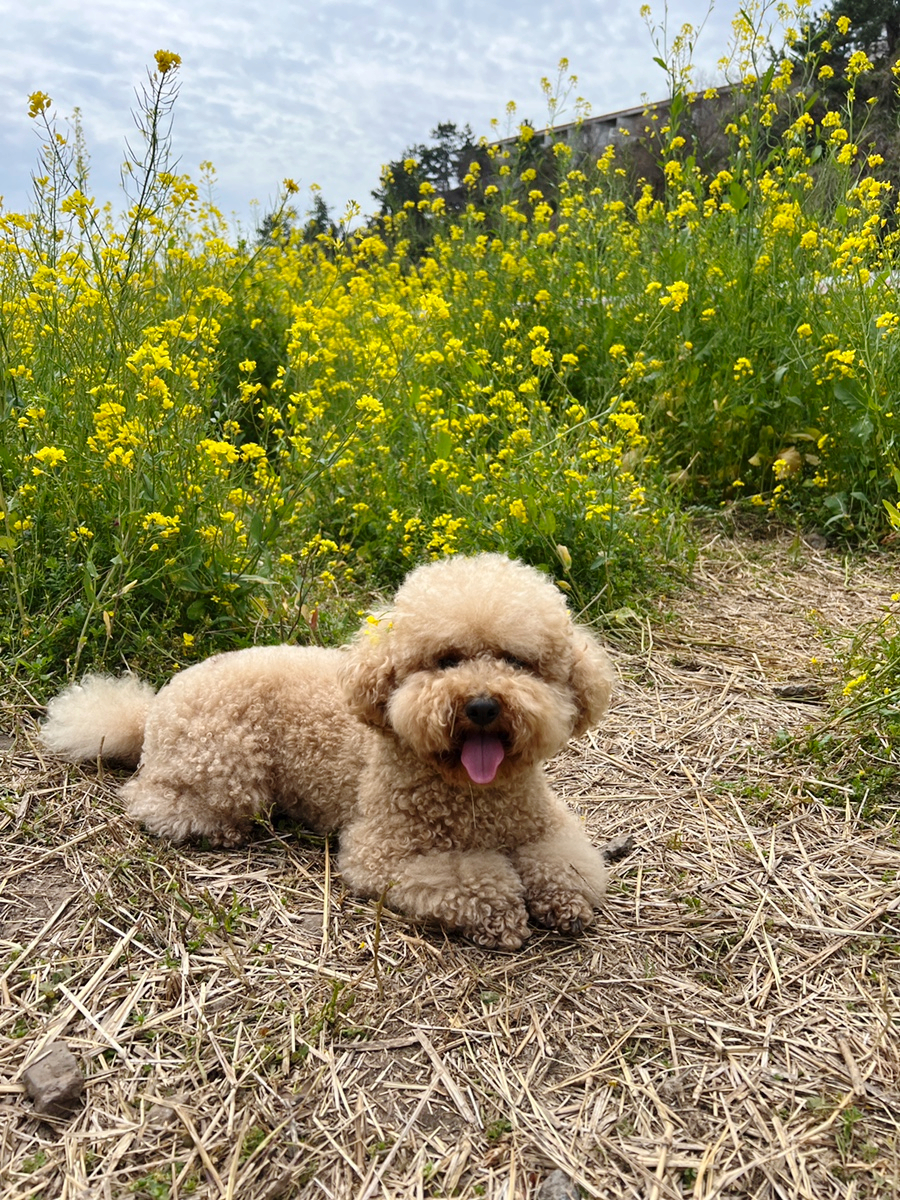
[1,0,745,231]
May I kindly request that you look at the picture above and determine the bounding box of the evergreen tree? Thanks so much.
[821,0,900,58]
[371,122,481,254]
[301,194,337,244]
[255,207,297,248]
[795,0,900,72]
[788,0,900,180]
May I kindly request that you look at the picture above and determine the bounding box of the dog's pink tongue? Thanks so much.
[461,733,505,784]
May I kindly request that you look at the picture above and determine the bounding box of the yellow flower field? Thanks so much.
[1,1,898,679]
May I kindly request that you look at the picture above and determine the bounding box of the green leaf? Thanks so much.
[850,415,873,441]
[833,380,860,405]
[729,181,749,212]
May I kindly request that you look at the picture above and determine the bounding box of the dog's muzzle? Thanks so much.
[460,695,505,785]
[464,696,501,726]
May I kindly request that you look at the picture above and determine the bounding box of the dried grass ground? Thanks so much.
[0,534,898,1200]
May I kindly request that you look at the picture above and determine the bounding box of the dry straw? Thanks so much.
[1,536,897,1198]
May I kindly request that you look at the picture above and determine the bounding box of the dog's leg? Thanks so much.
[123,772,259,848]
[339,840,531,949]
[512,815,609,935]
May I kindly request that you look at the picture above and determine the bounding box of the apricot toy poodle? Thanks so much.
[42,553,614,949]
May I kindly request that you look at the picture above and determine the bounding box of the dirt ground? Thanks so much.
[0,533,897,1199]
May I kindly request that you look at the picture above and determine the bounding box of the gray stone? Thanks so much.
[23,1041,85,1117]
[602,833,635,865]
[145,1101,180,1130]
[536,1169,581,1200]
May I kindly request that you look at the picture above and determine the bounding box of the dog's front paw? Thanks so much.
[465,903,531,950]
[527,887,595,936]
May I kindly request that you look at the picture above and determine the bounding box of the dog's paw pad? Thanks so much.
[198,822,251,849]
[466,906,531,950]
[527,891,594,935]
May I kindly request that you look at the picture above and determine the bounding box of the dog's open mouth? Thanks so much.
[460,732,506,784]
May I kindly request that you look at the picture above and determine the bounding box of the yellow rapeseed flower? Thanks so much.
[33,445,67,468]
[842,672,867,696]
[154,50,182,75]
[659,280,689,311]
[28,91,52,118]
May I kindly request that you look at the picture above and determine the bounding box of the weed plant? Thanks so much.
[1,5,899,684]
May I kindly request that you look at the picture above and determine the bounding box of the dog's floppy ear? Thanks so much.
[569,627,614,737]
[339,619,395,727]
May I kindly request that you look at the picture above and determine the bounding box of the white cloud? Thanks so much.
[1,0,742,223]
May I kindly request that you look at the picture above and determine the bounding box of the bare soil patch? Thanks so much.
[0,534,897,1199]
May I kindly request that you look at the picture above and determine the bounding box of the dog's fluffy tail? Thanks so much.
[41,675,157,767]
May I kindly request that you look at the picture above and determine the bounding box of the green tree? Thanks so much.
[372,122,480,254]
[794,0,900,72]
[788,0,900,181]
[823,0,900,58]
[372,121,478,215]
[255,207,297,248]
[301,193,337,243]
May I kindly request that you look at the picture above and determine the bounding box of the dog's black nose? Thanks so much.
[465,696,501,726]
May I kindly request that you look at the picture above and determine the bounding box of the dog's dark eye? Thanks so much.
[502,653,530,670]
[437,654,462,670]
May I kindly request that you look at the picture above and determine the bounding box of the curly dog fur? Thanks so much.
[42,553,614,948]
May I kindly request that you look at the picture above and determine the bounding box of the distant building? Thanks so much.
[491,86,733,157]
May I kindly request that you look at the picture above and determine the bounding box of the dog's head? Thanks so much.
[339,554,613,786]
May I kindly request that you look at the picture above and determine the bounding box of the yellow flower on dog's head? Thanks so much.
[364,614,393,641]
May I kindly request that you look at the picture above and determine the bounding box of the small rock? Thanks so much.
[142,1099,191,1146]
[23,1041,85,1117]
[602,834,636,865]
[145,1101,180,1131]
[536,1168,581,1200]
[772,681,827,702]
[258,1172,294,1200]
[657,1070,689,1103]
